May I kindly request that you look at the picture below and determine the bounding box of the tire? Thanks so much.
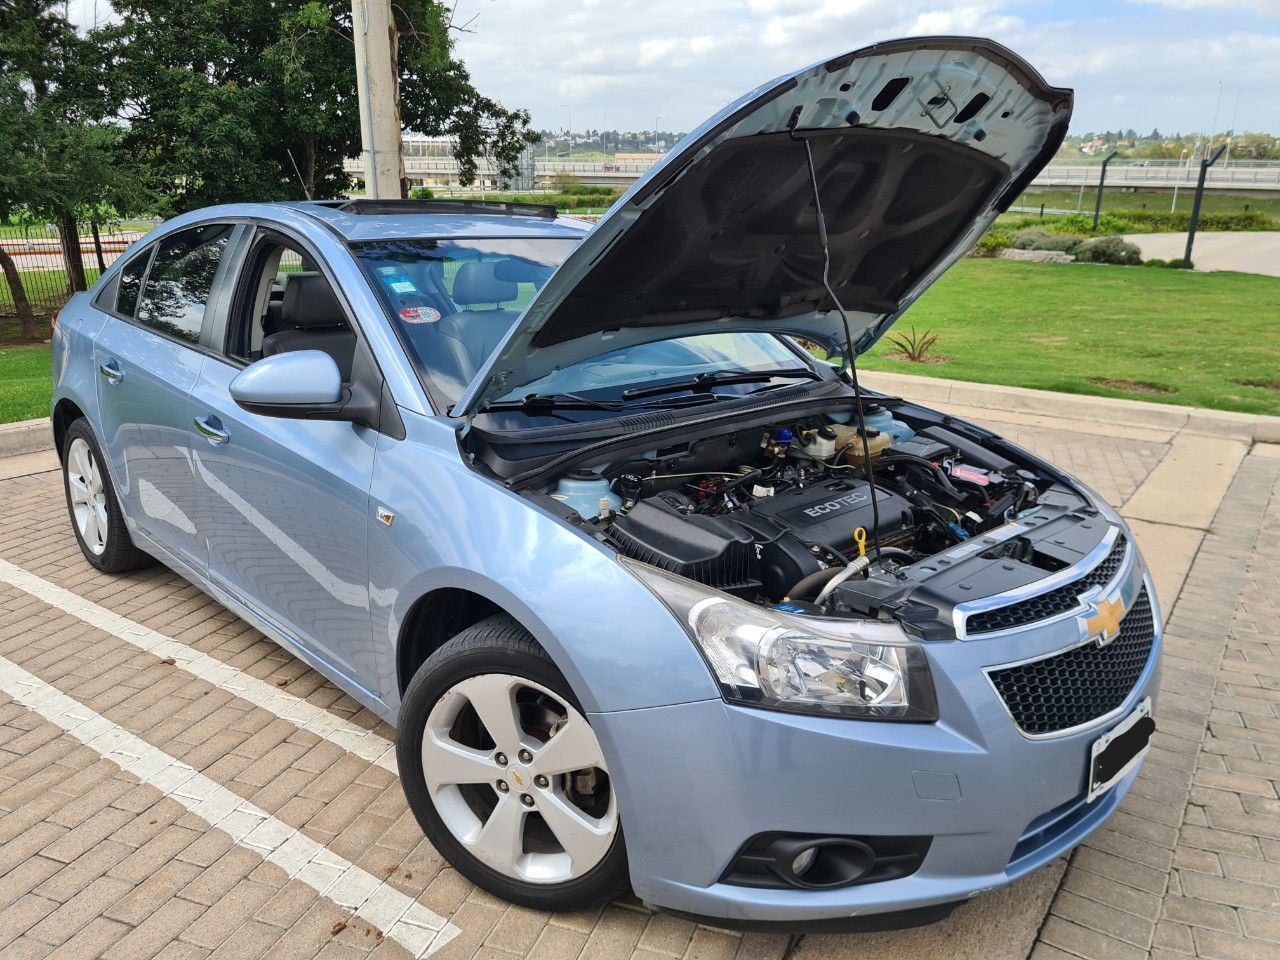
[397,615,629,910]
[61,419,151,574]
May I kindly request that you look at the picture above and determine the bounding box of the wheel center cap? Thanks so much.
[507,765,531,791]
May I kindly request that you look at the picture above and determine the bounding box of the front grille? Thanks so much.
[967,534,1129,635]
[988,587,1155,735]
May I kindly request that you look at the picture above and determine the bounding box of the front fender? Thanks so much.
[368,409,720,715]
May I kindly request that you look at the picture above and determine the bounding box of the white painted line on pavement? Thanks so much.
[0,558,397,772]
[0,653,459,958]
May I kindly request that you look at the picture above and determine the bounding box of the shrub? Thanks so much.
[887,325,940,362]
[1075,236,1142,265]
[409,187,435,200]
[550,172,582,192]
[1010,228,1081,253]
[974,227,1011,256]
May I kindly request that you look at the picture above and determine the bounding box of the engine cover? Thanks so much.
[746,477,916,559]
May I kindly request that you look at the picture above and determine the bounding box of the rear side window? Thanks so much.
[137,224,234,344]
[115,251,151,317]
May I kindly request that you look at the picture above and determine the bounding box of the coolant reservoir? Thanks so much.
[830,425,892,464]
[859,404,915,444]
[552,470,621,520]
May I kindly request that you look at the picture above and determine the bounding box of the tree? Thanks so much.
[0,1,152,336]
[94,0,538,210]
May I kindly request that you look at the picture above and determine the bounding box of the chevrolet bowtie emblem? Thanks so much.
[1081,594,1125,647]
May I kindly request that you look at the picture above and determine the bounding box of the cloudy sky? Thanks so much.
[448,0,1280,135]
[66,0,1279,136]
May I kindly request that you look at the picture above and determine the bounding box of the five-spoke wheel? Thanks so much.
[398,616,629,909]
[60,419,150,573]
[66,436,109,556]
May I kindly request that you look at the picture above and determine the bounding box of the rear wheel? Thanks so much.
[397,615,628,910]
[61,419,150,573]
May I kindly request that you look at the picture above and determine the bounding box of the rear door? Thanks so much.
[93,223,239,570]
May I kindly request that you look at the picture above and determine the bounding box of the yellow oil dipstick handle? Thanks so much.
[853,526,868,558]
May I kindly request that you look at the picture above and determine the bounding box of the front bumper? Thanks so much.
[591,571,1161,923]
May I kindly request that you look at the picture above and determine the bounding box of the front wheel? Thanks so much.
[397,615,628,910]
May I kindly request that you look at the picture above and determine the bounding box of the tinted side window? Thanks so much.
[137,224,234,344]
[115,250,151,317]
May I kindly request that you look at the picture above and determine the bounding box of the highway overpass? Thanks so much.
[345,155,1280,193]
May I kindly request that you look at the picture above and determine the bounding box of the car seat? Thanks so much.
[261,273,357,381]
[436,262,521,382]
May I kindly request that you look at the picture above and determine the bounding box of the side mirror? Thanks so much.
[230,350,345,419]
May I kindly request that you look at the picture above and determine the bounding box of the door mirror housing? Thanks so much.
[230,350,346,419]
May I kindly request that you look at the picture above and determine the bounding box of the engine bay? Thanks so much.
[532,400,1108,632]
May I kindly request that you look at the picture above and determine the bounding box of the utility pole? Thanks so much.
[352,0,404,199]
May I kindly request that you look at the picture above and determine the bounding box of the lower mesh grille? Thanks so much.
[988,587,1155,735]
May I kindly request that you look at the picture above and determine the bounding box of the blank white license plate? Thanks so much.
[1087,698,1154,803]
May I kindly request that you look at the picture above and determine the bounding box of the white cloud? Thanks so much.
[447,1,1280,136]
[1131,0,1280,14]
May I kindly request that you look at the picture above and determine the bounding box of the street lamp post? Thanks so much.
[1171,148,1190,212]
[1092,151,1118,231]
[561,104,572,160]
[1184,144,1227,269]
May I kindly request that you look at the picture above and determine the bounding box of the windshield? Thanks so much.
[356,238,578,404]
[355,237,817,413]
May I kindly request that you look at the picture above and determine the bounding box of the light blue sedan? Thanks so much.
[51,37,1160,929]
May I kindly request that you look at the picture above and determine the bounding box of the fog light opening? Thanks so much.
[720,833,932,890]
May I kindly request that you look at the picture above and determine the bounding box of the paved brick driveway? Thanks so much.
[0,396,1277,960]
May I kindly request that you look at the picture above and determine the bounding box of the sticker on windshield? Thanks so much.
[400,306,441,324]
[389,280,417,294]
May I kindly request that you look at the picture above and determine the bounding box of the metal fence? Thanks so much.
[1,222,153,320]
[1008,180,1277,220]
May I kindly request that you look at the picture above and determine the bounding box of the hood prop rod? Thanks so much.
[790,120,883,568]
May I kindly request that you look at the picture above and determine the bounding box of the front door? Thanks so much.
[189,236,378,691]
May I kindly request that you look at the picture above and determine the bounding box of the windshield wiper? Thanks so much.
[477,392,718,416]
[620,367,820,401]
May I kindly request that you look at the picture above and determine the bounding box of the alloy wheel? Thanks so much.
[420,673,617,884]
[66,437,109,556]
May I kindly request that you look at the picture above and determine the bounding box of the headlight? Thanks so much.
[625,561,937,721]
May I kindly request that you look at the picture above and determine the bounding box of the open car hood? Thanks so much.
[453,37,1071,418]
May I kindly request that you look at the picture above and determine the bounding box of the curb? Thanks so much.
[860,370,1280,443]
[0,419,53,458]
[3,377,1278,462]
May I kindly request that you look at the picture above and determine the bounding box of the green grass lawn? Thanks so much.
[0,343,52,423]
[1,268,100,312]
[1012,188,1280,219]
[863,259,1280,416]
[3,259,1280,424]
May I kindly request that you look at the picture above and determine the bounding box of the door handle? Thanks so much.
[98,360,124,384]
[193,415,230,446]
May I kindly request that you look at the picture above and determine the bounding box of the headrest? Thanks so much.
[281,272,346,330]
[452,261,518,306]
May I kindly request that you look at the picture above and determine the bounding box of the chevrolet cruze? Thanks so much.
[51,38,1160,929]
